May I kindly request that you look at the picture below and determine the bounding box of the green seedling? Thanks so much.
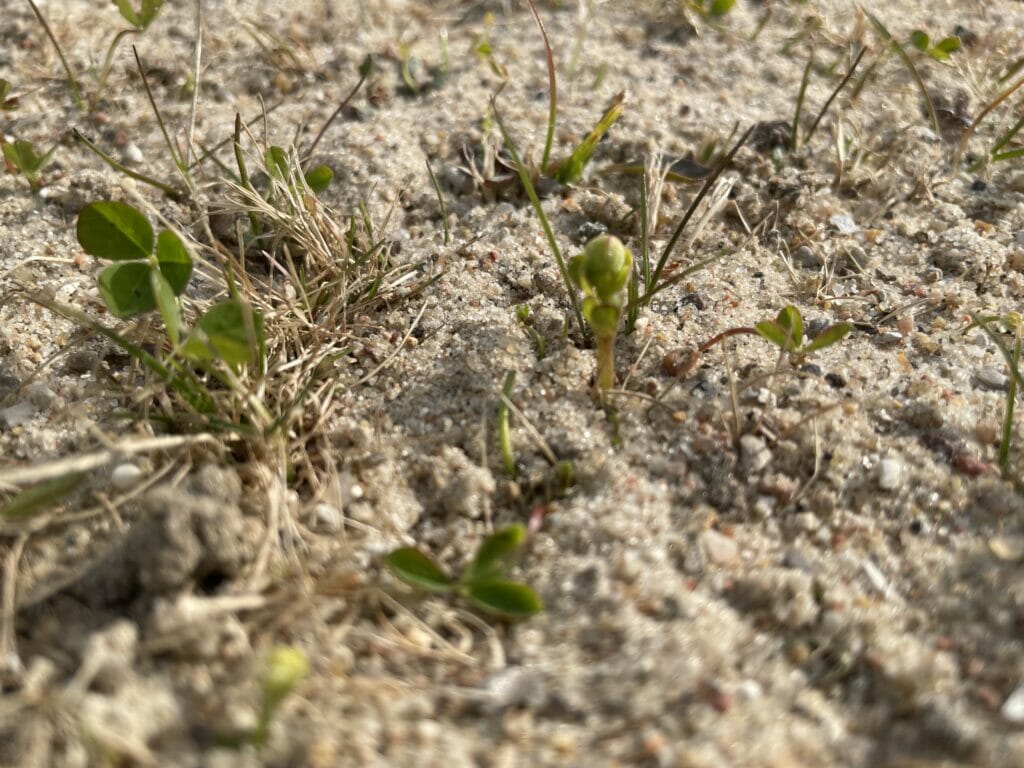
[908,30,961,62]
[472,12,508,80]
[2,138,56,193]
[27,0,165,111]
[569,235,632,394]
[425,157,451,245]
[385,524,543,618]
[77,201,265,369]
[753,305,852,359]
[515,304,546,359]
[0,78,19,110]
[250,646,310,748]
[968,312,1023,479]
[548,91,625,185]
[686,0,736,19]
[497,371,517,478]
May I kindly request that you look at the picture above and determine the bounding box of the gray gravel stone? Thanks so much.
[976,366,1008,392]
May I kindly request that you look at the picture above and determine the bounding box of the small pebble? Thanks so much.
[1002,680,1024,723]
[123,143,144,164]
[65,350,100,374]
[27,382,56,410]
[782,548,813,572]
[975,366,1008,392]
[739,434,772,473]
[989,535,1024,562]
[0,402,34,430]
[701,529,738,565]
[0,373,19,401]
[878,457,902,491]
[315,503,342,532]
[829,213,858,235]
[110,463,144,491]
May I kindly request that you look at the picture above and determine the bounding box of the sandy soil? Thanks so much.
[3,0,1024,765]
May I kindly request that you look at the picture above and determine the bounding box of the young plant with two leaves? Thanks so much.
[385,524,542,618]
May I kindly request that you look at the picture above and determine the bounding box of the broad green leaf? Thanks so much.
[552,91,625,185]
[155,230,193,295]
[463,579,542,617]
[754,320,789,350]
[3,140,43,174]
[465,524,525,582]
[150,268,181,346]
[99,262,156,317]
[909,30,930,51]
[803,322,853,354]
[1,472,86,521]
[77,201,154,261]
[775,305,804,350]
[139,0,165,29]
[182,300,265,367]
[265,146,290,180]
[708,0,735,16]
[931,37,961,59]
[384,548,454,592]
[304,165,333,193]
[113,0,141,27]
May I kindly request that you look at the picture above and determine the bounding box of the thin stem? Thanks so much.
[595,334,616,392]
[954,74,1024,172]
[640,124,753,308]
[95,29,137,108]
[805,46,866,145]
[791,55,814,151]
[698,326,758,354]
[999,327,1020,477]
[185,0,204,169]
[424,157,450,245]
[526,0,557,172]
[132,46,195,197]
[302,66,368,169]
[25,0,84,110]
[492,99,587,340]
[498,372,516,478]
[73,129,185,200]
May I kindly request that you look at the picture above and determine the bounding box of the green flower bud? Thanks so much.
[577,235,632,304]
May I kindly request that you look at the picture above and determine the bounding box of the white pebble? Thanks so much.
[110,463,144,491]
[878,457,902,491]
[315,502,342,532]
[702,529,738,565]
[1002,680,1024,723]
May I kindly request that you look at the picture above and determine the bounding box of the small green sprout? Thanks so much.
[515,304,546,360]
[569,235,633,393]
[754,305,852,359]
[251,646,310,748]
[967,312,1023,479]
[0,78,19,110]
[497,371,517,478]
[77,201,265,368]
[687,0,736,18]
[908,30,961,62]
[2,139,56,193]
[385,524,543,618]
[548,91,625,185]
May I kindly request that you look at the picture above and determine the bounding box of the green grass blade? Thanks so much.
[1,472,86,521]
